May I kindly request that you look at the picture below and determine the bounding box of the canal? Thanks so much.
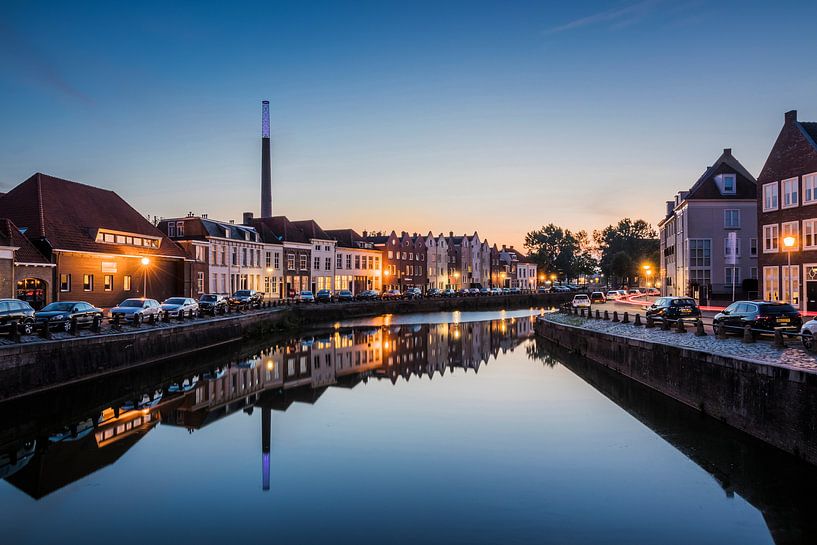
[0,309,815,544]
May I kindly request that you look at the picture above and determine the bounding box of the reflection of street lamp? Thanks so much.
[141,257,150,297]
[784,236,797,305]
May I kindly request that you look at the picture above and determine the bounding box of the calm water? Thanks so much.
[1,309,815,545]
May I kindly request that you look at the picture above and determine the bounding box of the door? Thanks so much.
[807,281,817,313]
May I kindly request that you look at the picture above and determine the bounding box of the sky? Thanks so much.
[2,0,817,249]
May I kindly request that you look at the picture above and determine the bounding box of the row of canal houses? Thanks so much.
[0,173,537,309]
[659,109,817,312]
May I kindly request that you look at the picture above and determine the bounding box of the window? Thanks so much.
[287,253,295,270]
[325,257,331,271]
[168,223,176,237]
[104,275,113,291]
[723,209,740,228]
[721,174,736,194]
[265,252,271,268]
[232,248,238,266]
[750,267,758,280]
[763,224,779,253]
[83,274,94,291]
[387,251,393,259]
[688,239,711,267]
[314,257,321,270]
[689,269,711,286]
[355,255,360,269]
[782,221,799,250]
[264,276,271,292]
[763,267,779,301]
[804,173,817,205]
[337,254,343,269]
[805,220,817,249]
[300,255,307,270]
[763,182,779,211]
[60,273,71,292]
[724,236,740,257]
[346,255,352,269]
[274,253,280,269]
[782,177,799,209]
[749,238,758,257]
[124,275,132,291]
[176,221,185,236]
[242,248,248,266]
[325,245,330,252]
[782,266,801,306]
[724,267,741,287]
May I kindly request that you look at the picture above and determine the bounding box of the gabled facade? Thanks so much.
[292,219,336,293]
[248,215,311,297]
[498,245,537,290]
[658,148,758,302]
[325,228,382,294]
[425,232,449,290]
[0,218,54,308]
[362,231,426,292]
[0,173,188,308]
[757,110,817,310]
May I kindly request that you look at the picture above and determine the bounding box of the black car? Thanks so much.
[645,297,701,321]
[199,294,228,314]
[0,299,35,335]
[713,301,802,336]
[336,290,354,302]
[356,290,379,301]
[230,290,262,307]
[315,289,333,303]
[34,301,102,332]
[427,288,442,298]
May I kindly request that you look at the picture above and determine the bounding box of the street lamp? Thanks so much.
[642,264,652,300]
[783,235,797,306]
[141,257,151,298]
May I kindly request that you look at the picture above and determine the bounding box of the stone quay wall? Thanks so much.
[535,315,817,466]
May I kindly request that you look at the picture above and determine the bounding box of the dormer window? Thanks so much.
[715,173,736,195]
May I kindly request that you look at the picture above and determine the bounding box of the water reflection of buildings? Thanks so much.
[0,316,535,500]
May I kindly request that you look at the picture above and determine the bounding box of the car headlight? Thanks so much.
[51,314,66,321]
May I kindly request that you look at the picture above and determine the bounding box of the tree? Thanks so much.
[524,224,597,281]
[593,218,659,286]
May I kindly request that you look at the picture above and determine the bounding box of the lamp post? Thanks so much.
[783,236,797,306]
[642,264,652,301]
[141,257,151,298]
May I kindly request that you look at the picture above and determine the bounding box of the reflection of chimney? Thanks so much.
[261,101,272,218]
[262,406,271,491]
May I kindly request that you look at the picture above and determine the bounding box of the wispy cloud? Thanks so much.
[0,21,92,104]
[543,0,662,35]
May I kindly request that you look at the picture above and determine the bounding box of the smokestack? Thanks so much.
[261,100,272,218]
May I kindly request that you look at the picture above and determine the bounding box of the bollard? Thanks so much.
[9,320,20,343]
[162,310,170,323]
[645,315,654,328]
[70,316,79,336]
[91,315,101,333]
[40,322,53,339]
[178,309,185,321]
[716,322,727,340]
[675,318,686,333]
[603,310,610,320]
[634,314,643,326]
[595,309,601,319]
[622,312,629,324]
[694,319,706,336]
[133,314,141,328]
[661,317,671,331]
[774,330,785,347]
[188,309,194,319]
[612,311,619,323]
[149,312,157,326]
[112,313,121,330]
[742,324,755,344]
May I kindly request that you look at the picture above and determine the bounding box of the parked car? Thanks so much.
[298,290,315,303]
[356,290,380,301]
[479,287,490,296]
[382,289,402,300]
[230,289,262,307]
[647,288,660,296]
[715,301,802,337]
[605,290,621,300]
[590,292,606,304]
[502,287,511,294]
[110,298,162,322]
[571,294,591,308]
[627,289,641,296]
[199,294,228,314]
[161,297,199,318]
[443,289,456,297]
[645,297,701,322]
[336,290,354,302]
[315,289,333,303]
[492,287,504,295]
[616,290,629,299]
[510,287,522,294]
[405,287,423,300]
[0,299,36,335]
[427,288,442,298]
[34,301,102,332]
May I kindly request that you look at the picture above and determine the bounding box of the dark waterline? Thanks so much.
[0,310,813,544]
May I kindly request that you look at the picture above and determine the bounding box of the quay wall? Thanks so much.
[535,316,817,465]
[0,293,569,401]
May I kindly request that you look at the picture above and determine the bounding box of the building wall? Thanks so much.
[54,251,184,308]
[335,247,381,294]
[309,239,336,292]
[0,251,14,298]
[282,244,311,296]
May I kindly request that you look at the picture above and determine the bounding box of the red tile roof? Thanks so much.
[0,218,50,264]
[0,173,187,259]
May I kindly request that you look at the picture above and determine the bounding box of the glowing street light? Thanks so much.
[140,257,151,297]
[784,236,797,305]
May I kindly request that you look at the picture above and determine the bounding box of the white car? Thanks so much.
[800,319,817,349]
[606,291,621,300]
[571,294,591,308]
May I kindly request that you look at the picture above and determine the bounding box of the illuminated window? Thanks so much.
[104,275,113,291]
[60,274,71,292]
[124,275,132,291]
[83,274,94,291]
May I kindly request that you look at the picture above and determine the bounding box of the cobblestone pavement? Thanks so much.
[544,312,817,372]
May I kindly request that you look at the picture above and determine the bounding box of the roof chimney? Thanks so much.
[362,230,368,237]
[666,201,674,218]
[261,100,273,218]
[449,231,454,237]
[723,148,732,156]
[243,212,254,225]
[785,110,798,124]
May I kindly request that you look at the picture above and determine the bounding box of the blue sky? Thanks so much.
[2,0,816,248]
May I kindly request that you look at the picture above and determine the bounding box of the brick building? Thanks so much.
[0,218,54,308]
[362,231,427,292]
[0,173,189,308]
[325,228,382,294]
[757,110,817,311]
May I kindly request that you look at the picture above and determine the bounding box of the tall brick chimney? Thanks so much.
[785,110,798,124]
[261,100,272,218]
